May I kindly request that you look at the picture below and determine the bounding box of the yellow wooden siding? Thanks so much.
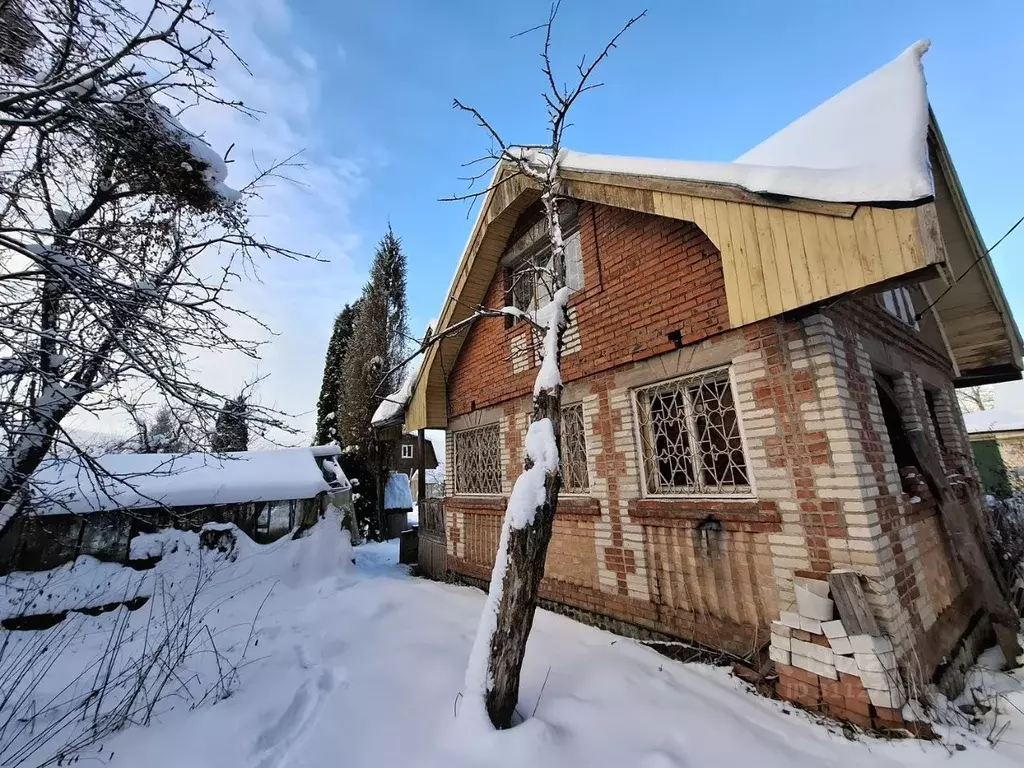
[648,191,935,327]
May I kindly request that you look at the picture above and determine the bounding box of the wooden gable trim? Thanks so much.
[559,168,858,218]
[406,171,540,430]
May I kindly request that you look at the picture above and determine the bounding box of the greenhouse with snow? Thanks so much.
[0,446,352,573]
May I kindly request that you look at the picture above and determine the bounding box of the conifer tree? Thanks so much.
[313,301,361,445]
[138,406,191,453]
[338,227,409,538]
[211,395,249,452]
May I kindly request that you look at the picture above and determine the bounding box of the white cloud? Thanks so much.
[196,0,368,444]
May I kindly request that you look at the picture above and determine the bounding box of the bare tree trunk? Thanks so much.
[484,346,565,725]
[431,2,644,729]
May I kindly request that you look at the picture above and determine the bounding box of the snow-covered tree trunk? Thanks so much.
[447,4,645,728]
[466,187,571,727]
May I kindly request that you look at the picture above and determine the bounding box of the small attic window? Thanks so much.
[509,231,583,315]
[401,443,413,460]
[878,286,918,329]
[504,204,583,319]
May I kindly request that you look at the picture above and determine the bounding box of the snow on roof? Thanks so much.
[962,409,1024,435]
[558,41,933,204]
[384,472,413,511]
[30,447,346,516]
[372,359,421,427]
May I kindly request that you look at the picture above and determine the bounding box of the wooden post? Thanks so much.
[417,429,427,504]
[828,570,881,636]
[376,466,386,541]
[908,427,1020,662]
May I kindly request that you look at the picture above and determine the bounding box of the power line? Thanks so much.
[914,210,1024,322]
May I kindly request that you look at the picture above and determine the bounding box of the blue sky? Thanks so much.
[159,0,1024,440]
[324,0,1024,334]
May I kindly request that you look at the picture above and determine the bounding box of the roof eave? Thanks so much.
[929,110,1024,379]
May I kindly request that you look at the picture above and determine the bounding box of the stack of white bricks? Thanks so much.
[769,587,906,709]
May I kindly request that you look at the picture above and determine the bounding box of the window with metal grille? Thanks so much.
[634,369,749,495]
[453,424,501,494]
[560,403,590,494]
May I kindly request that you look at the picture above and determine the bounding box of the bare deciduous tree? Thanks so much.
[957,385,995,414]
[379,2,644,728]
[1,0,309,526]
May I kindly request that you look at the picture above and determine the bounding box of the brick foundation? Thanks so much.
[774,665,930,733]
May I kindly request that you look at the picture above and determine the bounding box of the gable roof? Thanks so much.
[921,116,1023,385]
[404,42,1021,431]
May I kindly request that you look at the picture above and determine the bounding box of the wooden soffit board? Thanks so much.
[921,115,1023,381]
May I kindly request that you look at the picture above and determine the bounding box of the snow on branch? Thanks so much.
[0,0,319,531]
[449,1,646,729]
[149,103,240,203]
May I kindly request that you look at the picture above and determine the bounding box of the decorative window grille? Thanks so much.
[634,369,749,495]
[878,286,918,329]
[401,443,413,459]
[510,229,584,315]
[453,424,501,494]
[560,403,590,493]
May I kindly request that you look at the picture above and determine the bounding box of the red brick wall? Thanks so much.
[446,500,602,595]
[823,298,970,665]
[448,202,729,417]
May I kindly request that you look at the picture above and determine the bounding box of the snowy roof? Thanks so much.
[30,447,347,516]
[559,41,933,204]
[384,472,413,511]
[962,409,1024,436]
[372,359,420,427]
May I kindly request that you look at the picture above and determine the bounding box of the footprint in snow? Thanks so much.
[368,600,398,621]
[638,749,687,768]
[320,637,350,660]
[252,667,345,768]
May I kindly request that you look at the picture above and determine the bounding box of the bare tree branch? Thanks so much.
[0,0,317,528]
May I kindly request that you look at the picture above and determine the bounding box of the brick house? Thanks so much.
[403,43,1022,725]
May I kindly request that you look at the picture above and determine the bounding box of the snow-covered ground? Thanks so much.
[2,522,1023,768]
